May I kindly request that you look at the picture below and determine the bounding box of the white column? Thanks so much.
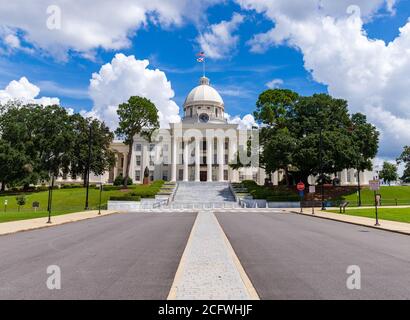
[171,136,177,182]
[218,137,224,182]
[183,139,189,181]
[195,138,200,182]
[122,153,128,177]
[207,137,213,182]
[228,137,237,182]
[341,169,348,186]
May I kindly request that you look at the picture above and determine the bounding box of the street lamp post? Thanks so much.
[319,127,326,210]
[357,163,362,207]
[84,125,92,210]
[47,174,55,224]
[98,183,103,215]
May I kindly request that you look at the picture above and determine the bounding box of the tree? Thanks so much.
[253,91,379,186]
[115,96,159,187]
[0,103,40,190]
[69,114,115,186]
[397,146,410,183]
[379,161,398,185]
[350,113,379,173]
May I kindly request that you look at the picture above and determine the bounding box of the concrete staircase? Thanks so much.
[172,182,239,209]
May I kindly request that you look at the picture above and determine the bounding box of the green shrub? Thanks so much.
[113,175,133,186]
[15,195,27,211]
[102,185,122,191]
[109,195,141,201]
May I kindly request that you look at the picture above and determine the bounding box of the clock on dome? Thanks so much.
[199,113,209,123]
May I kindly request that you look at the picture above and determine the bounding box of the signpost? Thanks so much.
[297,182,305,213]
[4,199,7,212]
[369,179,381,226]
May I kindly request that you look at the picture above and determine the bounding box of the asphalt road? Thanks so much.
[216,211,410,300]
[0,212,196,299]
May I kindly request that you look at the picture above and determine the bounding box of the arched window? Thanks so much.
[216,108,218,118]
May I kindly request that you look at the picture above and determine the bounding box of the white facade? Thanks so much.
[106,76,265,184]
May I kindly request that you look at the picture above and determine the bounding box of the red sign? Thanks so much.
[297,182,305,191]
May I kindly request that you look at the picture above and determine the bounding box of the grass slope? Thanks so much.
[329,207,410,223]
[339,186,410,206]
[0,181,163,223]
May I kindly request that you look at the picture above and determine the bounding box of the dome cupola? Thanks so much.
[183,76,226,123]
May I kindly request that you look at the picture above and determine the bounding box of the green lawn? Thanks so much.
[329,207,410,223]
[0,182,164,223]
[339,186,410,206]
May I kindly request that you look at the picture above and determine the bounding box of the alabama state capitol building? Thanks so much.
[98,76,375,186]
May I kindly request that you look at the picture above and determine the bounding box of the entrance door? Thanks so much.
[200,171,207,182]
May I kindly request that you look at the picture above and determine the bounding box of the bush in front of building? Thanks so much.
[113,174,133,186]
[109,195,141,201]
[241,180,299,201]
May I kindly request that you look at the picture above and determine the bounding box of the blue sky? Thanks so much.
[1,0,410,161]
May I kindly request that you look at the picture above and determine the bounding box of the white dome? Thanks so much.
[184,77,223,107]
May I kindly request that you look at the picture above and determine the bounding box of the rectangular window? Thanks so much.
[163,155,169,165]
[252,172,258,181]
[239,172,245,181]
[135,170,141,182]
[135,143,142,152]
[163,144,168,152]
[149,170,154,181]
[224,170,229,181]
[178,169,184,181]
[136,155,141,166]
[149,144,155,152]
[162,171,168,181]
[224,154,229,165]
[149,155,155,166]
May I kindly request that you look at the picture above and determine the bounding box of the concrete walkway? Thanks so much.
[297,208,410,235]
[168,211,259,300]
[0,210,118,236]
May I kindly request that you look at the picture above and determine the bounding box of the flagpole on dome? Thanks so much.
[196,51,206,78]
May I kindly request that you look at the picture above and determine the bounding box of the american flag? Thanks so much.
[196,51,205,62]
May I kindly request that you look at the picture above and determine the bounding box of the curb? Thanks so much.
[291,210,410,236]
[0,210,120,237]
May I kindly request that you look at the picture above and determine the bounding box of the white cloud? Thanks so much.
[225,112,258,129]
[0,77,59,106]
[0,0,223,60]
[265,78,283,89]
[87,53,181,129]
[237,0,410,159]
[197,13,245,59]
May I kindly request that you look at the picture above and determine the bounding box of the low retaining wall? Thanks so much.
[107,200,140,211]
[240,198,300,208]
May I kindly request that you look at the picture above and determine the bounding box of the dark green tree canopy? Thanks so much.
[0,102,115,190]
[397,146,410,183]
[250,90,379,185]
[115,96,159,187]
[379,161,398,185]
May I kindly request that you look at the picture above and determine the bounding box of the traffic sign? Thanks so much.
[369,180,380,191]
[297,182,305,191]
[309,185,316,193]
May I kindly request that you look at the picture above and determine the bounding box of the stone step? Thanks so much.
[173,182,237,204]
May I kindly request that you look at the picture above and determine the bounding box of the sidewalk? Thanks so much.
[296,208,410,235]
[0,210,118,236]
[168,211,259,300]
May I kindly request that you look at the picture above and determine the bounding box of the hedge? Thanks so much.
[109,195,141,201]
